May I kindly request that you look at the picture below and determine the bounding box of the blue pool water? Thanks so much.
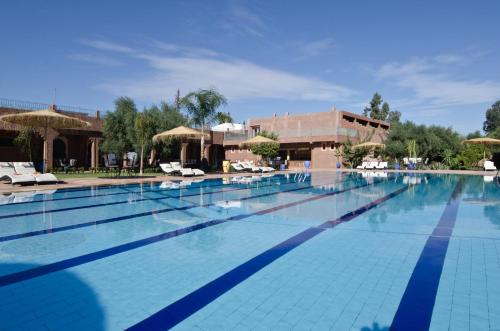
[0,172,499,330]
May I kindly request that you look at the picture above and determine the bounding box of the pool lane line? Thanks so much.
[0,176,301,219]
[0,179,313,243]
[390,179,464,331]
[0,175,289,207]
[127,184,410,331]
[0,178,378,288]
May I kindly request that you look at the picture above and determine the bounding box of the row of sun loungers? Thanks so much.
[0,162,58,185]
[231,161,275,173]
[356,161,388,170]
[159,162,205,177]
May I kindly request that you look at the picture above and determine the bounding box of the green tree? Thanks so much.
[215,112,233,124]
[363,93,383,119]
[101,97,138,160]
[387,110,401,124]
[384,121,463,164]
[363,93,400,123]
[153,102,188,162]
[134,107,163,175]
[249,131,280,162]
[484,100,500,134]
[180,88,227,160]
[13,127,36,162]
[466,130,482,139]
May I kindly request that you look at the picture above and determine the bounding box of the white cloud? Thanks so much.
[80,39,135,54]
[297,38,335,58]
[69,53,124,66]
[220,5,267,38]
[377,56,500,106]
[85,40,356,102]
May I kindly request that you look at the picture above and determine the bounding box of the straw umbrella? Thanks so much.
[463,137,500,160]
[239,135,278,146]
[0,107,90,172]
[352,141,386,149]
[152,126,208,166]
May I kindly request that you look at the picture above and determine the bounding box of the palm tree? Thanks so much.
[180,88,227,160]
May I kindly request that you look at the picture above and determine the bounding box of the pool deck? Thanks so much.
[0,168,497,194]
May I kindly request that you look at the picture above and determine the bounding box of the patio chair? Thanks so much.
[0,162,36,185]
[123,152,139,175]
[13,162,58,184]
[365,162,378,170]
[484,161,497,171]
[376,162,388,169]
[103,154,120,175]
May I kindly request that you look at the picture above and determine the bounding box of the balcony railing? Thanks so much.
[223,127,359,142]
[0,98,96,116]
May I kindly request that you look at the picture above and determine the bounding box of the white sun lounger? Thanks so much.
[0,162,37,185]
[160,163,177,175]
[168,162,193,177]
[13,162,58,183]
[192,169,205,176]
[364,162,378,170]
[356,162,369,170]
[239,161,261,173]
[259,166,275,172]
[376,162,388,169]
[231,163,246,172]
[484,161,497,171]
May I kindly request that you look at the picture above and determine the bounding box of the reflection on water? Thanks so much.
[462,174,500,227]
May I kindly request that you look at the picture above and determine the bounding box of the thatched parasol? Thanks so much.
[152,126,208,165]
[152,126,207,143]
[463,137,500,160]
[352,141,386,149]
[239,135,278,147]
[0,107,90,172]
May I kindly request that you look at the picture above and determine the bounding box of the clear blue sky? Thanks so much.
[1,0,499,133]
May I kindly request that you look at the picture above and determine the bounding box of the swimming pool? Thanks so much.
[0,172,498,330]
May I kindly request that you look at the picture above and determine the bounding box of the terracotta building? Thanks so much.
[223,107,390,169]
[0,99,103,170]
[1,98,389,171]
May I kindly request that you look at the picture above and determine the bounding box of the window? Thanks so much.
[231,146,235,153]
[251,126,261,136]
[357,119,368,126]
[330,143,335,150]
[322,144,326,151]
[343,115,355,123]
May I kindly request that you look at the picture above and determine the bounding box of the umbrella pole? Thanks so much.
[43,126,48,173]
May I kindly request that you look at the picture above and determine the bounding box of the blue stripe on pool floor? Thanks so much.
[127,184,410,330]
[0,178,374,288]
[390,178,463,331]
[0,180,313,243]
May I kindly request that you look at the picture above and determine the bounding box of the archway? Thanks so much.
[53,138,67,162]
